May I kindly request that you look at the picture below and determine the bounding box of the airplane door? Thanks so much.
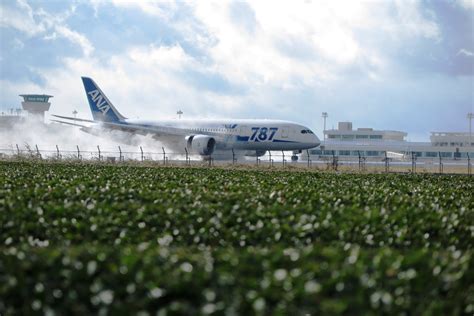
[281,126,289,138]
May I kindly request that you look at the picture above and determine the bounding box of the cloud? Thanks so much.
[90,0,178,20]
[0,0,45,36]
[1,0,472,141]
[459,0,474,10]
[458,48,474,57]
[50,25,94,57]
[181,1,445,88]
[229,2,257,34]
[13,0,442,90]
[391,0,440,40]
[0,43,248,124]
[0,0,93,56]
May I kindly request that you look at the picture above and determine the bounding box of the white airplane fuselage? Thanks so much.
[123,118,320,151]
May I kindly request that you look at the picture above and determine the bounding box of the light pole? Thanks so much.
[322,112,328,141]
[177,110,183,119]
[468,112,473,146]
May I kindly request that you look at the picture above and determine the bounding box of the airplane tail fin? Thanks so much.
[81,77,126,122]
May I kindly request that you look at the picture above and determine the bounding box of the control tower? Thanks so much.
[19,94,53,122]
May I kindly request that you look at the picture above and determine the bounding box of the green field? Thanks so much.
[1,161,473,315]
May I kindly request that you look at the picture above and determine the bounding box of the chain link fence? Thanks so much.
[0,144,472,175]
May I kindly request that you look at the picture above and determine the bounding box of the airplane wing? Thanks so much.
[51,119,89,128]
[51,115,199,138]
[100,120,191,137]
[52,114,95,123]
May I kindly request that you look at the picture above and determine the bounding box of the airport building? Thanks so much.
[307,121,474,160]
[0,94,52,129]
[0,108,24,128]
[19,94,52,121]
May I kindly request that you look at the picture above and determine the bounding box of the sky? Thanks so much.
[0,0,473,141]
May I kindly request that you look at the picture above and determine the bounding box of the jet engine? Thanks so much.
[186,135,216,156]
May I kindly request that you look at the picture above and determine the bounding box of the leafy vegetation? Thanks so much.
[1,161,473,314]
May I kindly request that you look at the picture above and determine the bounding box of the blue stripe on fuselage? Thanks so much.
[235,136,297,143]
[272,139,297,143]
[236,136,250,141]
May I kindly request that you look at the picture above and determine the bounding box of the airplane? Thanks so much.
[52,77,320,160]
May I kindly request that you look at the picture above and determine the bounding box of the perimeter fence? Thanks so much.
[0,144,472,175]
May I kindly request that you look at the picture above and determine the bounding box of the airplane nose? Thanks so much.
[311,135,321,148]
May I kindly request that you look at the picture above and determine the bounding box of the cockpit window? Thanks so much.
[301,130,307,134]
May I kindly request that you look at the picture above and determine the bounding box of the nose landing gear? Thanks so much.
[291,150,301,162]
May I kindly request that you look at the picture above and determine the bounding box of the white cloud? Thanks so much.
[190,1,334,86]
[3,43,245,123]
[3,0,464,136]
[0,0,93,56]
[458,48,474,57]
[90,0,177,20]
[53,25,94,57]
[459,0,474,10]
[128,45,193,71]
[390,0,440,40]
[112,0,177,19]
[0,0,45,36]
[71,0,442,90]
[176,1,440,88]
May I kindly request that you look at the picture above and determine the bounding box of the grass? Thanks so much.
[1,161,473,315]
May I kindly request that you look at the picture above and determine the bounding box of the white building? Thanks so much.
[325,122,407,142]
[0,94,53,130]
[19,94,52,122]
[308,122,474,160]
